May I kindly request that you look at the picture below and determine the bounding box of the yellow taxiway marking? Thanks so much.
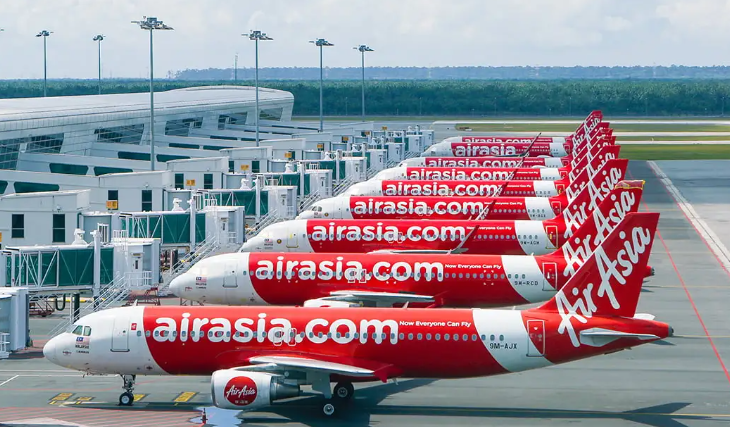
[173,391,197,403]
[50,392,74,401]
[73,396,94,404]
[133,393,147,402]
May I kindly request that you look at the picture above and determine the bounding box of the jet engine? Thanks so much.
[211,370,300,410]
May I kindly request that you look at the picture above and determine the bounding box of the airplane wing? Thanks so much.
[367,225,479,255]
[243,356,376,377]
[305,290,435,307]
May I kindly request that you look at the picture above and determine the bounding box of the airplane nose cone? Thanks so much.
[169,274,188,298]
[297,211,313,219]
[43,337,58,365]
[667,325,674,337]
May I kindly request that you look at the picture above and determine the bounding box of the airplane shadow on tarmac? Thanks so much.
[189,380,712,427]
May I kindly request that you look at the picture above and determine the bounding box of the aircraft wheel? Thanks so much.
[333,382,354,401]
[119,392,134,406]
[322,402,336,417]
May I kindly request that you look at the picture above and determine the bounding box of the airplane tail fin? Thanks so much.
[573,110,603,135]
[537,212,659,319]
[564,158,629,203]
[568,145,622,182]
[556,179,644,242]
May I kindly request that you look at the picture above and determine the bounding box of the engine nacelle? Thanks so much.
[211,370,300,410]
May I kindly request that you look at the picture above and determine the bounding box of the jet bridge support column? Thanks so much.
[70,293,81,323]
[299,162,306,199]
[255,176,262,223]
[189,196,197,248]
[92,230,101,310]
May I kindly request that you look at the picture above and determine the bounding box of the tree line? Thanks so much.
[176,66,730,81]
[0,79,728,116]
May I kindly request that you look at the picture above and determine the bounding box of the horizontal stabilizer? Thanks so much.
[633,313,656,321]
[580,328,660,347]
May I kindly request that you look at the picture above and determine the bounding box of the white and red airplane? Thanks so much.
[399,155,570,168]
[240,181,643,255]
[440,110,603,145]
[45,212,668,417]
[299,155,626,222]
[425,111,607,157]
[397,145,620,182]
[341,158,627,198]
[170,205,654,307]
[372,165,569,181]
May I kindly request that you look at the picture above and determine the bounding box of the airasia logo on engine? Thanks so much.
[224,376,258,406]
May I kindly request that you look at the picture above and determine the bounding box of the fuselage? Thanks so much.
[373,166,568,181]
[399,156,570,168]
[424,141,571,157]
[342,179,568,197]
[241,218,565,254]
[298,195,565,221]
[43,305,670,379]
[171,248,589,307]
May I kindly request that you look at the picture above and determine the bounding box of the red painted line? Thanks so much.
[644,165,730,279]
[628,167,730,385]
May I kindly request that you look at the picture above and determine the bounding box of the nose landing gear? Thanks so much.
[119,374,136,406]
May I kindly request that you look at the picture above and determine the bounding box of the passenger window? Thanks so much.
[435,333,441,340]
[145,330,151,337]
[444,333,450,341]
[453,333,459,341]
[417,333,423,340]
[83,326,91,336]
[137,331,142,337]
[408,333,414,340]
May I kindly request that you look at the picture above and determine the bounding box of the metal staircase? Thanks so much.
[157,236,220,295]
[333,178,357,196]
[47,271,152,337]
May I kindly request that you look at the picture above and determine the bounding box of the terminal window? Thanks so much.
[11,214,24,238]
[141,190,153,212]
[108,190,118,201]
[204,174,213,190]
[259,108,283,121]
[52,214,65,243]
[175,173,184,189]
[95,124,144,144]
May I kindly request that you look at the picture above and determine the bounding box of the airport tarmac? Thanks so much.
[1,160,730,427]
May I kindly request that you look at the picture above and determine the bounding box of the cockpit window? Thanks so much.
[72,325,83,335]
[83,326,92,337]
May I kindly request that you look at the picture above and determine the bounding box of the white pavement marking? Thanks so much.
[648,160,730,273]
[0,375,18,387]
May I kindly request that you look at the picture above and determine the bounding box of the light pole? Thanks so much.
[309,38,333,132]
[353,45,373,121]
[92,35,105,95]
[246,30,273,147]
[35,30,52,97]
[131,17,173,171]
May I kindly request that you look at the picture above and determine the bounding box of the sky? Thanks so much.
[0,0,726,79]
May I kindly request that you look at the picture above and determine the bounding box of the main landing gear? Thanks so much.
[321,381,355,417]
[119,374,136,406]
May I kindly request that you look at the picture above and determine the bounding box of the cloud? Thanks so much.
[0,0,722,79]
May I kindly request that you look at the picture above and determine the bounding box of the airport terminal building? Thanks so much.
[0,85,295,194]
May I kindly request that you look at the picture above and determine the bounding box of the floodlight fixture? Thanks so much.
[131,16,174,171]
[353,45,374,120]
[244,30,273,147]
[310,38,334,132]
